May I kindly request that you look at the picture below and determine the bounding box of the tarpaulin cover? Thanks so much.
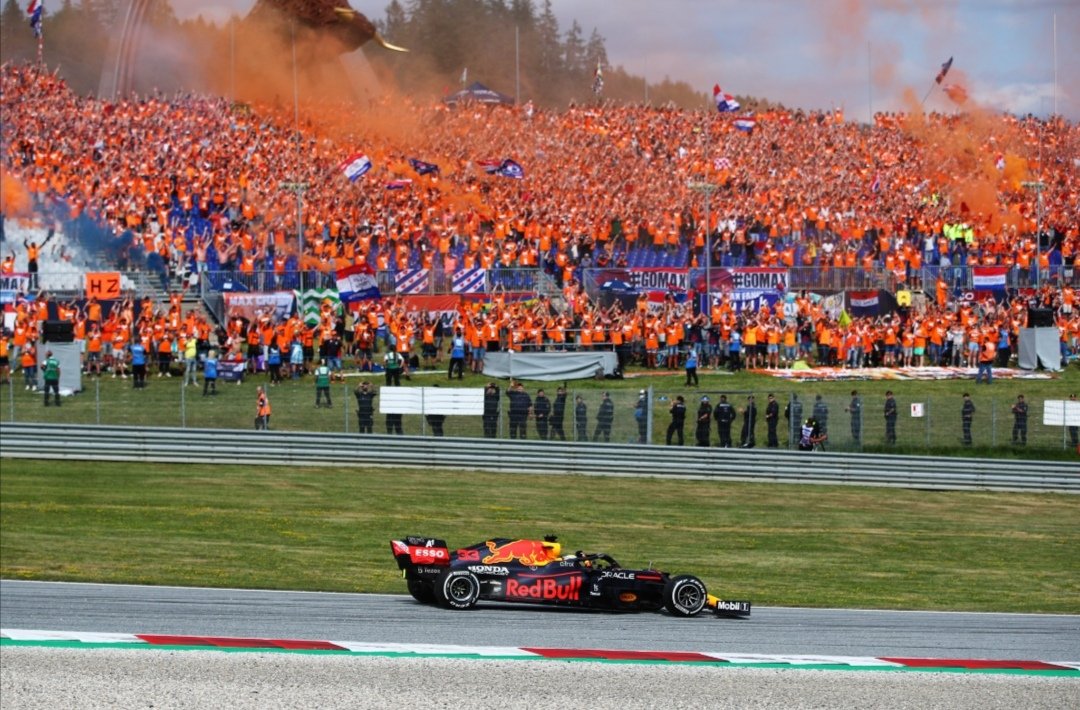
[483,352,619,381]
[1017,328,1062,372]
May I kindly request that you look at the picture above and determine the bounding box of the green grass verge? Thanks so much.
[2,364,1077,458]
[2,458,1078,612]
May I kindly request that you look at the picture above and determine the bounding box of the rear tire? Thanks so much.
[407,579,436,604]
[434,569,480,609]
[664,574,707,617]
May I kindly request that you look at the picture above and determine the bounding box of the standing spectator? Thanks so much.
[202,349,219,396]
[1069,394,1079,448]
[1011,394,1028,445]
[384,349,404,386]
[784,394,803,446]
[634,390,649,443]
[714,394,735,448]
[593,391,614,442]
[765,393,779,448]
[846,390,862,445]
[42,350,60,407]
[667,395,686,446]
[314,359,332,408]
[385,408,404,435]
[131,340,148,389]
[255,385,271,430]
[740,395,757,448]
[812,395,830,438]
[23,232,53,290]
[0,332,10,385]
[266,341,283,385]
[20,345,36,390]
[884,390,898,445]
[325,334,343,373]
[695,395,712,447]
[507,381,531,439]
[798,417,827,451]
[574,395,588,441]
[961,392,975,446]
[482,382,500,438]
[426,385,446,436]
[447,329,466,380]
[549,386,567,441]
[684,347,699,386]
[289,339,304,380]
[728,330,742,372]
[975,339,995,384]
[354,380,376,433]
[183,336,199,387]
[533,388,551,440]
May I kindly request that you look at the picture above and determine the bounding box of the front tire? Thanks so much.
[435,569,480,609]
[664,575,707,617]
[407,578,436,604]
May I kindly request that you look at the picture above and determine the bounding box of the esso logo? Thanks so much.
[411,547,447,560]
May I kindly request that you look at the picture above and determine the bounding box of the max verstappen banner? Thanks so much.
[224,291,295,323]
[591,268,688,294]
[0,272,30,304]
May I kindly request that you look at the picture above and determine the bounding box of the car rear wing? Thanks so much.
[708,595,751,618]
[391,536,451,570]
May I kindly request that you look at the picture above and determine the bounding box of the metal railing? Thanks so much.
[1,423,1076,493]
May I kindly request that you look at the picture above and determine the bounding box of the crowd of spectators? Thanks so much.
[2,61,1078,376]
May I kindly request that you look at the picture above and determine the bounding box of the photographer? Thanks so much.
[798,417,827,452]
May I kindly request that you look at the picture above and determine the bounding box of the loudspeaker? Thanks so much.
[1027,308,1054,328]
[42,320,74,343]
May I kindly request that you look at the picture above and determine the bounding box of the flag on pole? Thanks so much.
[408,158,440,176]
[935,56,953,84]
[593,61,604,95]
[338,153,372,182]
[27,0,43,38]
[494,158,524,179]
[335,263,380,302]
[713,84,740,112]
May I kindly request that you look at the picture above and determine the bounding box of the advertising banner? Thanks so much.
[224,291,295,323]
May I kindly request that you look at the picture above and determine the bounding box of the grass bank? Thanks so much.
[2,459,1077,612]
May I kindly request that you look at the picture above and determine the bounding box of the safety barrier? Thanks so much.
[1,423,1076,493]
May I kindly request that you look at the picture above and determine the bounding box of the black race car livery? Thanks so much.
[391,535,750,618]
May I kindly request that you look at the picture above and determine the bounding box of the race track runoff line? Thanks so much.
[2,629,1077,676]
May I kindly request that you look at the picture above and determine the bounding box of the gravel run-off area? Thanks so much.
[2,647,1077,710]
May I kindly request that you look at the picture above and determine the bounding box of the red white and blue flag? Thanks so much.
[335,263,380,302]
[394,269,430,294]
[339,153,372,182]
[870,173,881,193]
[494,158,524,179]
[733,118,756,132]
[385,179,412,190]
[27,0,43,37]
[408,158,440,176]
[972,265,1008,291]
[935,56,953,84]
[452,268,486,294]
[713,84,739,113]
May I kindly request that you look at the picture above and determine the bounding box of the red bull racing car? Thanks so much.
[390,535,750,618]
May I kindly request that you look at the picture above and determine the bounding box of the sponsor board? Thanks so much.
[467,565,510,576]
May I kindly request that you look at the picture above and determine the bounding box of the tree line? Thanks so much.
[0,0,732,109]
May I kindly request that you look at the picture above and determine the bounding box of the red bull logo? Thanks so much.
[506,575,582,601]
[482,539,558,566]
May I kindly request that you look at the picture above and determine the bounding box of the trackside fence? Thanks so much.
[1,423,1077,493]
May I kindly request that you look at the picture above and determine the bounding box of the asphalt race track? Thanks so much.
[3,580,1078,660]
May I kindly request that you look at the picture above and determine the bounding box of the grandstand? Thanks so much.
[1,61,1076,377]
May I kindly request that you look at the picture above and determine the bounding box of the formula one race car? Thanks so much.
[390,535,750,618]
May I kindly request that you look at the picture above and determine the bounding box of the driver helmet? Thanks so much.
[542,541,561,558]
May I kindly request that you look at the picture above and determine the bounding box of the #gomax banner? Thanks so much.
[690,267,789,313]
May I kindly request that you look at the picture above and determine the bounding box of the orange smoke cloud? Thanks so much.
[0,167,33,219]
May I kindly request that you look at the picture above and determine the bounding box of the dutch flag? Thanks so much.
[339,153,372,182]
